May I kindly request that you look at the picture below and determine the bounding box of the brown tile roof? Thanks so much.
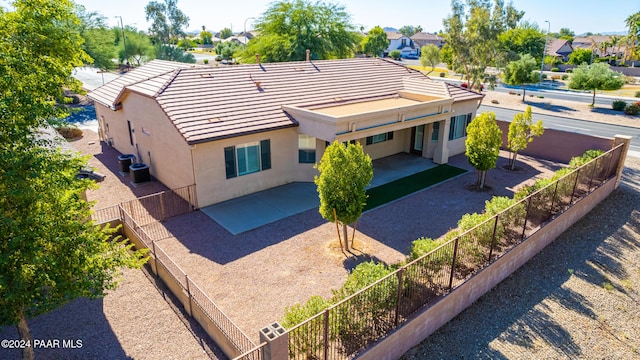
[88,60,201,109]
[386,32,407,40]
[89,58,482,144]
[410,32,443,41]
[546,38,573,56]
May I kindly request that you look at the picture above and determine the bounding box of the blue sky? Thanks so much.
[4,0,637,35]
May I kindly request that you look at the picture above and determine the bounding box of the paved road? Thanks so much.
[73,67,120,91]
[479,104,640,155]
[492,86,623,106]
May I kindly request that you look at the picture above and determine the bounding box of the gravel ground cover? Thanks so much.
[3,89,634,358]
[402,157,640,359]
[154,150,561,344]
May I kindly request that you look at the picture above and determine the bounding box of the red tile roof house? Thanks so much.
[88,58,483,208]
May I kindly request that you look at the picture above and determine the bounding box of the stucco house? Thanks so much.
[385,32,418,57]
[88,58,483,208]
[411,32,445,51]
[546,38,573,62]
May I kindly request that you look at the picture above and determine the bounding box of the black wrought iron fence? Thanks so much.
[286,144,624,359]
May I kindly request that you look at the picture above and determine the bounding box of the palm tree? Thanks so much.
[610,35,621,65]
[626,12,640,66]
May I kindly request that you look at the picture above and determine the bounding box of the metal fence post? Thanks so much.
[547,180,560,220]
[570,168,580,205]
[152,240,159,275]
[521,196,533,242]
[448,238,459,290]
[604,149,615,180]
[395,268,404,327]
[186,274,193,316]
[323,309,329,360]
[488,215,499,262]
[587,157,599,192]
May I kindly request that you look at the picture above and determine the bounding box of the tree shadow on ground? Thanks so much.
[525,101,577,113]
[0,299,130,360]
[401,172,640,359]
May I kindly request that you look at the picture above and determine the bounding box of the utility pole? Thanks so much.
[539,20,550,85]
[116,16,130,71]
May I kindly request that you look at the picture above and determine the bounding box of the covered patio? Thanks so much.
[201,153,438,234]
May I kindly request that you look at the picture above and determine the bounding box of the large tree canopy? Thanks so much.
[443,0,524,89]
[0,1,146,358]
[242,0,359,62]
[74,5,116,70]
[502,53,539,101]
[361,26,389,57]
[145,0,189,44]
[568,63,625,106]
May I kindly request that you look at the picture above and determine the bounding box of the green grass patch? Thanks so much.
[364,164,467,211]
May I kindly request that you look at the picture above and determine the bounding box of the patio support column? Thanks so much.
[433,118,450,164]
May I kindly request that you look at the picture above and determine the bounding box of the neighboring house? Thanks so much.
[411,32,445,51]
[546,38,573,62]
[385,32,418,57]
[88,58,483,208]
[572,35,613,57]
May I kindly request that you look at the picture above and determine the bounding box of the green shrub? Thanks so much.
[565,68,573,73]
[635,90,640,98]
[625,103,640,115]
[439,72,445,77]
[551,67,560,72]
[389,50,401,60]
[561,74,569,80]
[569,149,604,168]
[203,59,209,64]
[612,99,628,111]
[541,73,548,79]
[409,237,443,260]
[458,212,495,247]
[282,295,330,358]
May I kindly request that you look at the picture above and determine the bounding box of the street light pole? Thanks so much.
[115,16,129,70]
[540,20,550,85]
[243,17,255,46]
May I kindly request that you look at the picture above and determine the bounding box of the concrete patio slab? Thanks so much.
[201,153,437,235]
[200,182,318,235]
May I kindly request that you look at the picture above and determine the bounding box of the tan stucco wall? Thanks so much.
[362,129,410,160]
[193,128,300,206]
[446,100,481,157]
[96,93,195,191]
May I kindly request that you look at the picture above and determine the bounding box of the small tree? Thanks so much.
[567,48,593,65]
[507,106,544,170]
[361,26,389,57]
[502,54,539,101]
[465,112,503,189]
[568,63,625,106]
[314,141,373,251]
[419,44,440,75]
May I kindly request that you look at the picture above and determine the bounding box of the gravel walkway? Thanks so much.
[402,157,640,359]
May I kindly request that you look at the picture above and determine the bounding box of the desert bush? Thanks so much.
[56,126,82,139]
[550,75,561,81]
[565,68,573,73]
[569,149,604,168]
[612,99,628,111]
[203,59,209,64]
[282,295,330,358]
[541,73,548,79]
[551,67,560,72]
[625,103,640,115]
[623,75,636,85]
[389,50,401,60]
[439,72,445,77]
[409,237,442,260]
[561,74,569,80]
[635,90,640,98]
[458,212,495,247]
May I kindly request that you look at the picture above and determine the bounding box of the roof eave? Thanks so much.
[185,123,299,145]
